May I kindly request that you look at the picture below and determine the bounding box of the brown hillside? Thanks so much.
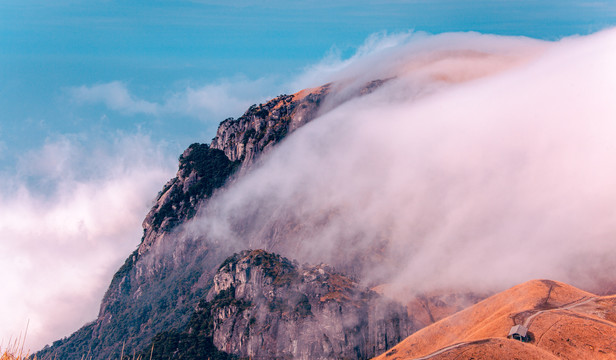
[409,337,560,360]
[373,284,487,331]
[374,279,616,360]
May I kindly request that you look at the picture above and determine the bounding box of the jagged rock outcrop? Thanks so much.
[37,79,391,360]
[211,85,330,164]
[208,250,409,359]
[138,85,331,255]
[144,250,410,360]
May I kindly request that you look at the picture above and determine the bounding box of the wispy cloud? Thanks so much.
[69,77,278,122]
[288,31,415,90]
[69,30,536,125]
[67,29,547,125]
[162,76,278,120]
[69,81,158,115]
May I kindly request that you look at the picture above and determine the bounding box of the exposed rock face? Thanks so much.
[210,85,330,164]
[37,80,393,360]
[208,250,410,359]
[146,250,410,360]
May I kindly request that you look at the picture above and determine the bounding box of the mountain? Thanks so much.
[374,279,616,359]
[41,76,616,360]
[31,30,616,359]
[37,80,412,360]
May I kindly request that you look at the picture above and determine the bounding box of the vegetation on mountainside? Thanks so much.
[137,290,240,360]
[151,143,240,231]
[139,331,235,360]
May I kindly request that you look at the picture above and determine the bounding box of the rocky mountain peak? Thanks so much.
[210,84,331,164]
[37,79,396,360]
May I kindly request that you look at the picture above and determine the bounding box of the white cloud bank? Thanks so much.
[189,29,616,299]
[0,134,175,351]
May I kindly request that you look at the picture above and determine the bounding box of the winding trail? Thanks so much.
[522,295,596,328]
[409,296,598,360]
[409,341,475,360]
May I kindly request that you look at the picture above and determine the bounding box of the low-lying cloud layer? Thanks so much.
[0,134,175,350]
[191,29,616,298]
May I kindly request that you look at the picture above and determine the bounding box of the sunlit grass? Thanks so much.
[1,323,34,360]
[0,350,35,360]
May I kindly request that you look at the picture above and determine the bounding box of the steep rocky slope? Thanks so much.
[139,84,331,254]
[374,279,616,360]
[37,81,391,359]
[142,250,410,359]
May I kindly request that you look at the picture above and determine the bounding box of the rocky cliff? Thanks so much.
[206,250,408,359]
[139,84,331,254]
[211,85,330,164]
[37,80,400,360]
[141,250,410,360]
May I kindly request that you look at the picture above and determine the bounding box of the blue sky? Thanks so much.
[3,0,616,350]
[2,0,616,171]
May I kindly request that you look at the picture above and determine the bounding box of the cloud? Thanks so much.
[0,133,176,350]
[72,31,540,124]
[69,77,279,123]
[185,28,616,301]
[27,27,616,352]
[287,31,416,90]
[287,31,548,114]
[69,81,158,115]
[162,76,279,120]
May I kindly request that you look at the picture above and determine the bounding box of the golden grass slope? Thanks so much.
[374,279,616,360]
